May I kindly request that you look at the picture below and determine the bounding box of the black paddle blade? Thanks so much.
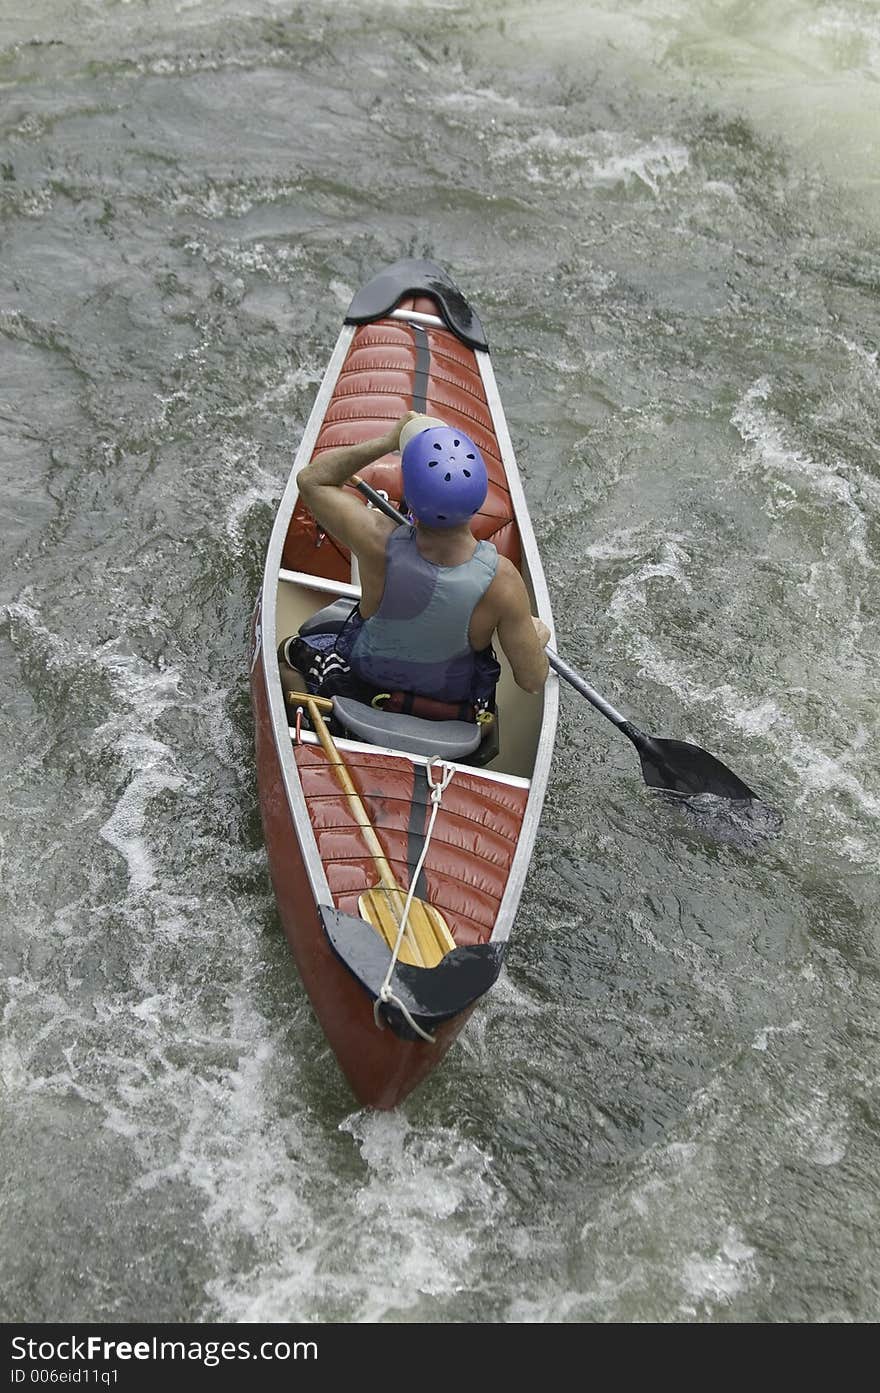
[637,736,758,800]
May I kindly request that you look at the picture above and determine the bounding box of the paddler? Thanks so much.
[284,412,550,714]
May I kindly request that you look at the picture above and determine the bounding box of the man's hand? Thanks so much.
[531,616,551,649]
[389,411,423,450]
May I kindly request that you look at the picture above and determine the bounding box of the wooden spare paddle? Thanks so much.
[298,695,456,969]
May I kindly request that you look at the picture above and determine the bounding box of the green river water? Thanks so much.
[1,0,878,1322]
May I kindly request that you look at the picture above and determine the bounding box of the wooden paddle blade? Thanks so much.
[427,905,457,957]
[358,888,456,969]
[358,890,424,967]
[405,897,457,965]
[638,737,758,799]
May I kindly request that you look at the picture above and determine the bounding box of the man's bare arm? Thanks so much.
[297,428,396,558]
[297,413,420,558]
[493,561,551,694]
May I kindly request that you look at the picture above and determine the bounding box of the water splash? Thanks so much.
[653,791,784,846]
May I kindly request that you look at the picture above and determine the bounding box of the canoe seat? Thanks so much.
[332,697,482,761]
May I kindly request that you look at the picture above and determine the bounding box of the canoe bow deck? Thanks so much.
[250,260,558,1109]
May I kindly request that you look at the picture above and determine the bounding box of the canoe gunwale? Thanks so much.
[475,350,559,943]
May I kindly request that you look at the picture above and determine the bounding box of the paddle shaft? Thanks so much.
[545,649,625,726]
[351,473,404,518]
[305,698,399,891]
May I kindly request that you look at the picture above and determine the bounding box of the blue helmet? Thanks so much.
[401,427,488,528]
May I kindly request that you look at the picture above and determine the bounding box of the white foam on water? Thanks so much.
[184,679,238,766]
[335,1111,506,1318]
[91,982,323,1323]
[98,761,184,895]
[808,6,880,71]
[607,539,693,624]
[3,598,225,913]
[837,334,880,378]
[151,327,214,427]
[328,278,354,308]
[156,1004,304,1223]
[203,1104,506,1323]
[506,1288,597,1323]
[643,652,877,842]
[216,443,280,544]
[787,1089,849,1167]
[502,1135,764,1321]
[252,363,324,412]
[483,967,548,1019]
[491,126,690,195]
[5,592,181,790]
[183,236,303,279]
[131,46,291,77]
[752,1020,804,1053]
[436,81,534,113]
[588,135,690,194]
[627,909,736,1008]
[732,379,874,564]
[839,834,872,863]
[681,1227,758,1305]
[0,1038,29,1093]
[456,968,549,1067]
[703,179,739,200]
[730,700,785,738]
[91,648,192,896]
[787,727,880,820]
[0,628,494,1323]
[584,528,643,562]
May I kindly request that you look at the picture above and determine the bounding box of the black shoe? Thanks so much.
[277,636,298,668]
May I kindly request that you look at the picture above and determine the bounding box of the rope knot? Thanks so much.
[427,758,455,803]
[369,758,454,1047]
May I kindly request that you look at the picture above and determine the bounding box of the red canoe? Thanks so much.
[250,260,558,1109]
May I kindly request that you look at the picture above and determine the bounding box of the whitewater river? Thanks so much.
[2,0,878,1322]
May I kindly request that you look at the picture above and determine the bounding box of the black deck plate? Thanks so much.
[345,258,489,351]
[319,904,505,1040]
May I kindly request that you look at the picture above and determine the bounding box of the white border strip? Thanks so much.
[476,349,560,943]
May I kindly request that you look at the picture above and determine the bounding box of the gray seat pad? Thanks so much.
[332,697,481,760]
[298,598,358,638]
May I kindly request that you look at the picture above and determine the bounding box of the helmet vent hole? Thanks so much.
[444,472,452,482]
[453,439,460,446]
[466,453,475,460]
[433,442,442,450]
[463,469,471,477]
[437,514,446,521]
[428,460,437,467]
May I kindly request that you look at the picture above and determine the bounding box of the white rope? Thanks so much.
[373,758,455,1043]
